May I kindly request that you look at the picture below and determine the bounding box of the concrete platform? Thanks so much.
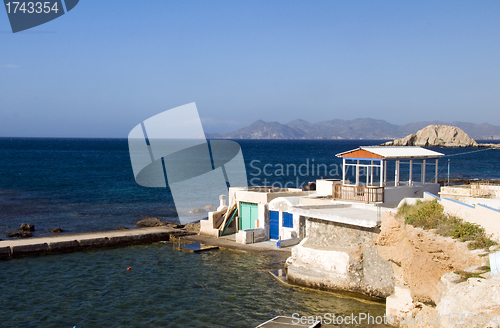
[183,234,291,255]
[0,227,195,258]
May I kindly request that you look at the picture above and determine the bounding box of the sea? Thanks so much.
[1,138,499,327]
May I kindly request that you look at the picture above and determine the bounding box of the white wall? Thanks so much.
[440,197,500,242]
[384,183,440,206]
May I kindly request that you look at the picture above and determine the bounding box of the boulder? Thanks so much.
[20,223,35,232]
[7,223,35,238]
[7,231,33,238]
[50,228,64,233]
[189,207,206,214]
[436,274,500,328]
[183,222,200,233]
[204,205,217,211]
[383,125,479,148]
[135,217,166,227]
[116,226,129,230]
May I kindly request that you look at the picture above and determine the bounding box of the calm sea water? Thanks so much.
[0,244,389,328]
[1,138,499,327]
[1,138,498,237]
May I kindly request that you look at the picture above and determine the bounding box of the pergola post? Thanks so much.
[409,160,413,185]
[421,159,426,183]
[380,160,384,187]
[384,161,387,186]
[355,160,360,186]
[395,160,400,187]
[370,160,374,186]
[342,158,346,185]
[435,159,439,183]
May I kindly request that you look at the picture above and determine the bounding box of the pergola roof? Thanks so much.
[336,146,444,160]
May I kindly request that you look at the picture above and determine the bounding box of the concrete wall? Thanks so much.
[441,184,500,199]
[440,197,500,242]
[236,228,266,244]
[286,218,395,299]
[384,183,440,206]
[316,179,341,196]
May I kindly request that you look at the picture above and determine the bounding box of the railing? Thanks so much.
[333,185,384,203]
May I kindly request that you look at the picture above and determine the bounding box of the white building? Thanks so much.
[201,146,445,245]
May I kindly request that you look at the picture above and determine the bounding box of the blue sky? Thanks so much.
[1,1,499,137]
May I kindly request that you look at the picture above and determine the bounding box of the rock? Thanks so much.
[204,205,217,211]
[116,226,129,230]
[375,212,484,304]
[435,272,462,304]
[6,232,33,238]
[49,228,64,233]
[386,283,414,318]
[436,274,500,328]
[189,208,206,214]
[19,223,35,232]
[479,142,500,148]
[183,222,200,233]
[135,217,166,227]
[383,125,479,148]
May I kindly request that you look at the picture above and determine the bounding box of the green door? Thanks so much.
[240,202,258,230]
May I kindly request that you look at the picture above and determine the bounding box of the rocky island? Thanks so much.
[383,124,500,148]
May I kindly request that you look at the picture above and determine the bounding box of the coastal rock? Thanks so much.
[6,232,33,238]
[375,212,485,304]
[50,228,64,233]
[117,226,129,230]
[189,208,206,214]
[20,223,35,232]
[7,223,35,238]
[204,205,217,211]
[183,222,200,233]
[436,274,500,328]
[135,217,167,227]
[383,125,479,148]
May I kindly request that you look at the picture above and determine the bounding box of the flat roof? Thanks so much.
[336,146,444,159]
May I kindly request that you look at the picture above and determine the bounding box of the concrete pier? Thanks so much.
[0,227,195,259]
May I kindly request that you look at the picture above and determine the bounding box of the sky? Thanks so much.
[1,0,499,137]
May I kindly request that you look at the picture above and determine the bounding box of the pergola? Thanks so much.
[336,146,445,187]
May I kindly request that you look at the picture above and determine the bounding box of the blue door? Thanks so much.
[270,210,279,240]
[283,212,293,228]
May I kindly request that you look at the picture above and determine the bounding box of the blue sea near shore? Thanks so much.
[1,138,499,327]
[1,137,499,237]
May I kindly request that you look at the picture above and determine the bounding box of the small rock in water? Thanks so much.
[205,205,217,211]
[117,226,129,230]
[20,223,35,232]
[7,232,33,238]
[189,208,206,214]
[50,228,64,233]
[135,217,166,227]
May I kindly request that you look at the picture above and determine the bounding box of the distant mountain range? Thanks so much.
[207,119,500,140]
